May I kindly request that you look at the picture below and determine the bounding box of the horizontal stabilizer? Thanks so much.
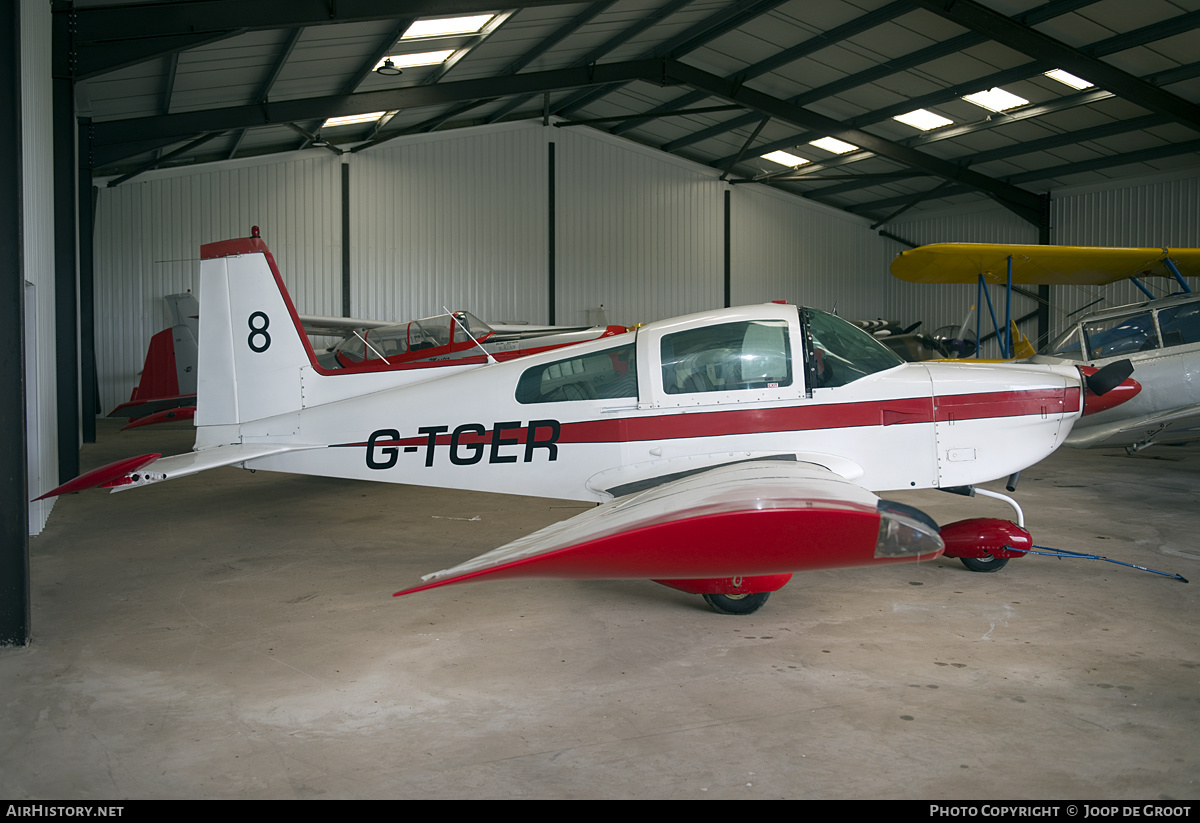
[395,461,943,597]
[35,442,325,499]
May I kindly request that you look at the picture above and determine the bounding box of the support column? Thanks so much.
[52,6,78,483]
[0,0,29,646]
[78,117,95,442]
[1037,193,1052,349]
[547,140,556,325]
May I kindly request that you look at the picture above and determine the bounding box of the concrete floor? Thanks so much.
[3,420,1198,799]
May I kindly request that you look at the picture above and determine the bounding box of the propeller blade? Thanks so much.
[1086,359,1134,396]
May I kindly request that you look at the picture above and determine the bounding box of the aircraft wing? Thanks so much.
[298,313,392,336]
[1066,402,1200,449]
[395,460,944,596]
[891,243,1200,286]
[35,443,326,500]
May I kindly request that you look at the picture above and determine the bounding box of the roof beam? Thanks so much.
[482,0,697,125]
[659,61,1045,224]
[907,0,1200,133]
[661,0,1105,154]
[847,138,1200,216]
[92,58,678,153]
[610,0,912,138]
[551,0,789,117]
[714,12,1199,173]
[61,0,579,78]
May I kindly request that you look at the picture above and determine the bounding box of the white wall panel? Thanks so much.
[730,184,896,320]
[23,0,56,532]
[350,123,548,326]
[554,127,723,327]
[1048,171,1200,337]
[94,153,342,412]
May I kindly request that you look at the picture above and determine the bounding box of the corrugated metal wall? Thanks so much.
[24,0,56,533]
[350,122,548,326]
[554,127,723,327]
[94,154,342,412]
[90,122,1200,417]
[1048,171,1200,338]
[730,183,896,318]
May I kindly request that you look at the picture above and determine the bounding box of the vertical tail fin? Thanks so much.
[196,231,313,426]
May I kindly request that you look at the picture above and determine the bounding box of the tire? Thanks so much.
[960,555,1009,573]
[702,591,770,615]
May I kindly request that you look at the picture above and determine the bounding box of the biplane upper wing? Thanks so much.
[890,244,1200,287]
[394,460,944,596]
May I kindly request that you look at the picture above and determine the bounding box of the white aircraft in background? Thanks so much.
[47,229,1140,615]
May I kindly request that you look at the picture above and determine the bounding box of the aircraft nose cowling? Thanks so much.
[1078,364,1142,417]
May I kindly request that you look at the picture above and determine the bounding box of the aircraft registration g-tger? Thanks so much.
[43,229,1142,615]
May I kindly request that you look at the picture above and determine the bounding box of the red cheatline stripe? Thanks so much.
[332,386,1076,449]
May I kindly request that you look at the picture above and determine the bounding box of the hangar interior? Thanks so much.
[2,0,1200,800]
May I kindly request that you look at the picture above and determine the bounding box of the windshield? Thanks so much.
[1082,311,1157,358]
[803,308,904,388]
[1045,325,1084,359]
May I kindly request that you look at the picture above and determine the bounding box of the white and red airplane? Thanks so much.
[43,229,1142,614]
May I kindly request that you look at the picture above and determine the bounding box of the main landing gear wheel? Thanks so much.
[959,555,1009,573]
[703,592,770,615]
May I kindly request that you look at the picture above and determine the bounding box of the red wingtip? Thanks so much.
[34,453,161,500]
[120,406,196,430]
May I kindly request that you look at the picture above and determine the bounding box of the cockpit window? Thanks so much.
[516,342,637,403]
[1082,312,1157,358]
[1156,302,1200,348]
[660,320,792,394]
[803,308,904,388]
[1046,326,1085,360]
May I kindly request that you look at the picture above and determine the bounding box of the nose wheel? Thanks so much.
[702,591,771,615]
[959,555,1009,573]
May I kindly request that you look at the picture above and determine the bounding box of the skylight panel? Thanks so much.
[761,150,809,167]
[323,112,385,128]
[809,136,858,154]
[402,15,495,39]
[893,109,953,131]
[1044,69,1093,90]
[962,87,1029,112]
[375,50,455,70]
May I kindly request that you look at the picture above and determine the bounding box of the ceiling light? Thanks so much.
[1044,69,1093,90]
[402,15,495,39]
[963,87,1029,112]
[809,136,858,154]
[893,109,953,131]
[374,50,455,70]
[761,150,809,167]
[376,59,403,77]
[323,112,386,128]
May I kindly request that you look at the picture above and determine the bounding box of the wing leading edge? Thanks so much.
[395,461,945,597]
[891,244,1200,286]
